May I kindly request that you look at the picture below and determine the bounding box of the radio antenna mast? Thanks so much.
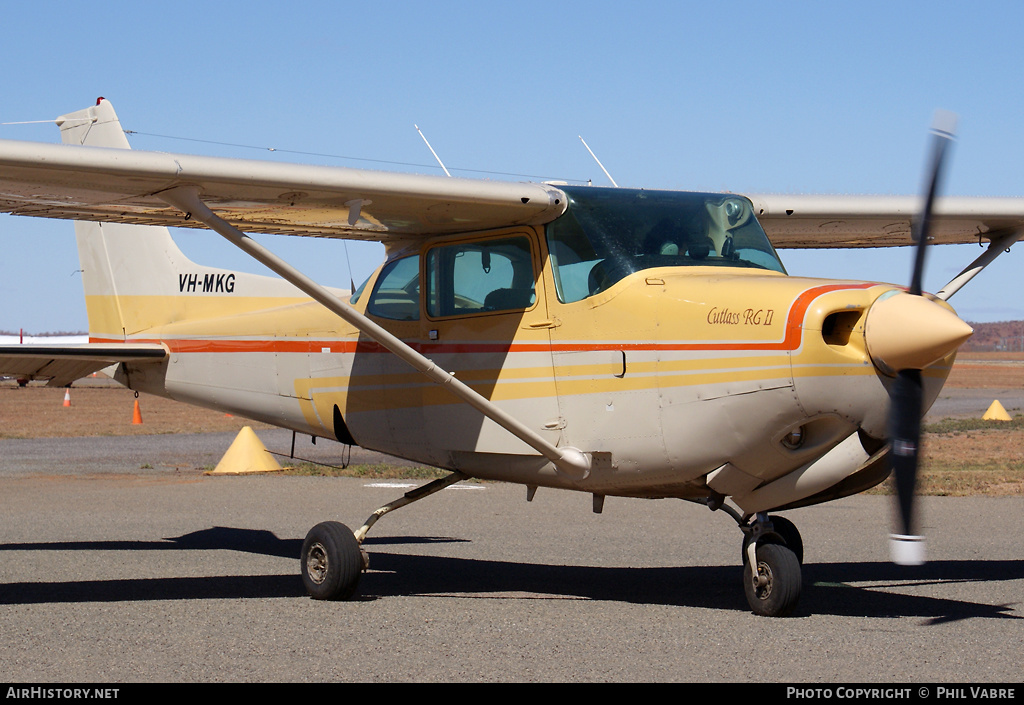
[579,136,618,187]
[415,125,452,177]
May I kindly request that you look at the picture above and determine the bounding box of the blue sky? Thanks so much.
[2,1,1023,331]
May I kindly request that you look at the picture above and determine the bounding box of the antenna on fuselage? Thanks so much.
[415,124,452,177]
[578,136,618,187]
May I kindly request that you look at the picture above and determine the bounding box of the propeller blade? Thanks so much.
[909,110,957,296]
[888,110,957,566]
[889,369,925,564]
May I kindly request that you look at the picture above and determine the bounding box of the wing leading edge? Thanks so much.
[748,193,1024,248]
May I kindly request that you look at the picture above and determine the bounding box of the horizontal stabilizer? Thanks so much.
[0,343,166,387]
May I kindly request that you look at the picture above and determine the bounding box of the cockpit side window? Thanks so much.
[365,255,420,321]
[426,236,536,318]
[546,186,786,303]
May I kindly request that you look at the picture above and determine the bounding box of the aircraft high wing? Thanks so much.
[0,127,566,241]
[752,193,1024,248]
[1,102,1022,248]
[751,191,1024,301]
[3,134,1024,247]
[0,98,1016,616]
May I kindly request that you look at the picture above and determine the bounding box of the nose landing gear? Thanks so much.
[706,496,804,617]
[743,540,802,617]
[740,513,803,617]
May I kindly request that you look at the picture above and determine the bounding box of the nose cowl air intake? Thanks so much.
[864,291,973,375]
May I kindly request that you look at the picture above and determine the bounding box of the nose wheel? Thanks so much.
[733,509,803,617]
[743,541,802,617]
[740,513,803,616]
[704,499,805,616]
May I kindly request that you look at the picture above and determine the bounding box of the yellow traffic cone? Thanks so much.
[983,400,1012,421]
[207,426,282,475]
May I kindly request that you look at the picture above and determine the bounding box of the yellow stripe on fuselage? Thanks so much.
[86,294,317,339]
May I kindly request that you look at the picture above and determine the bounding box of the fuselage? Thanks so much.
[99,192,955,507]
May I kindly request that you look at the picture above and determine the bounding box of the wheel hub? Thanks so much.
[306,542,328,585]
[751,561,773,600]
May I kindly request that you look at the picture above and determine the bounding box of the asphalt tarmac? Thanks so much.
[0,425,1022,683]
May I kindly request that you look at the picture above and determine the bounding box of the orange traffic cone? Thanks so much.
[132,399,143,425]
[62,389,71,407]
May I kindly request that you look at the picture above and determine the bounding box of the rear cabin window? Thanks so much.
[426,236,536,318]
[365,255,420,321]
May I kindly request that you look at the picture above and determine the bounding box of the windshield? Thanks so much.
[546,186,786,303]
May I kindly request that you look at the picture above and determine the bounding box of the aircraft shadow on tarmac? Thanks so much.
[0,526,1021,622]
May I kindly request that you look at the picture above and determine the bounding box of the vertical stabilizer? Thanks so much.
[57,98,131,149]
[59,99,308,340]
[61,98,198,340]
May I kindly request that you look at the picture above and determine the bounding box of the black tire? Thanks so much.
[301,521,364,600]
[742,515,804,565]
[743,543,802,617]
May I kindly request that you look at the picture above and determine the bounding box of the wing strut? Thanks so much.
[157,187,592,478]
[936,230,1022,301]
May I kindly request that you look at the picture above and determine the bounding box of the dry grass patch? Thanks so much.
[869,415,1024,496]
[281,462,450,480]
[945,353,1024,388]
[0,382,270,438]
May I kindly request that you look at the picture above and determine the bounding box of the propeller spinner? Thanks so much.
[870,110,965,565]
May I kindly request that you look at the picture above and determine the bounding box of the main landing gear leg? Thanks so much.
[707,498,803,617]
[300,471,469,600]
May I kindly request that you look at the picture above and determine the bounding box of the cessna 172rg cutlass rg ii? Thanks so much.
[1,99,1018,616]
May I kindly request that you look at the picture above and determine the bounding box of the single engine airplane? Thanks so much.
[1,99,1020,616]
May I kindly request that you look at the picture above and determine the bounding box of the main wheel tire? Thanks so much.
[743,543,802,617]
[301,521,364,600]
